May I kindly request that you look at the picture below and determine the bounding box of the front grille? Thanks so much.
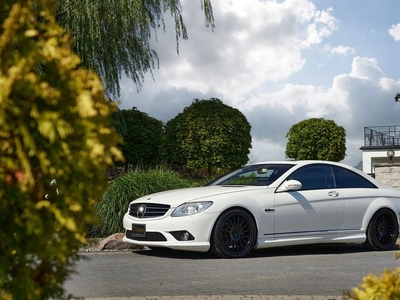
[129,203,170,218]
[126,230,167,241]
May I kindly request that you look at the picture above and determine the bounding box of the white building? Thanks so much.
[360,125,400,175]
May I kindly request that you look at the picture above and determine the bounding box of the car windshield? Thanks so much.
[204,164,295,186]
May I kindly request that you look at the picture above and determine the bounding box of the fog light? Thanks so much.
[170,230,195,241]
[181,231,190,241]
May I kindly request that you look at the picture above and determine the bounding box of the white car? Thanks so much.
[122,160,400,258]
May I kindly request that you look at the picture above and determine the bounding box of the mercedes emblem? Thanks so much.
[136,204,146,218]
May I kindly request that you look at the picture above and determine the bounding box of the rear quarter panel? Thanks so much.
[340,187,400,232]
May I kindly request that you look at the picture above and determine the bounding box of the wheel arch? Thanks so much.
[209,206,259,242]
[362,198,400,233]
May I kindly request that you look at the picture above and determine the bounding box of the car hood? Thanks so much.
[131,185,269,207]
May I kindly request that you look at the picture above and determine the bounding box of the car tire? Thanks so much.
[363,208,399,251]
[210,208,257,258]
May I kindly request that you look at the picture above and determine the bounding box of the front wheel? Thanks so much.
[363,208,399,251]
[210,209,257,258]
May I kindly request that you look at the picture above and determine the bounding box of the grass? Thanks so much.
[91,167,195,237]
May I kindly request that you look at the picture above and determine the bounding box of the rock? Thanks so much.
[97,233,144,251]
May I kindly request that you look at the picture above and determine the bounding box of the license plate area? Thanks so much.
[131,224,146,238]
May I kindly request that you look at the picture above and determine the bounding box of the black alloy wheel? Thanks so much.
[363,208,399,251]
[210,208,257,258]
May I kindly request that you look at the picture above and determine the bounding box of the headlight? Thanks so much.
[171,201,213,217]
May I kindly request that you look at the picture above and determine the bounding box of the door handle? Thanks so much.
[328,191,339,197]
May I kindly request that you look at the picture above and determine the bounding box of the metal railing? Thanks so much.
[364,125,400,147]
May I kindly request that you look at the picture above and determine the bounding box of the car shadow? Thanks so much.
[132,247,216,259]
[251,243,399,257]
[130,243,399,260]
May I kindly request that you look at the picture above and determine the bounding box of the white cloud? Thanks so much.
[303,7,337,46]
[137,0,338,105]
[389,23,400,41]
[325,44,356,56]
[349,57,385,81]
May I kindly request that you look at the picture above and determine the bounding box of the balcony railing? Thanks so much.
[364,125,400,147]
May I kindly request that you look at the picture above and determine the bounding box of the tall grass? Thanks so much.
[92,167,194,237]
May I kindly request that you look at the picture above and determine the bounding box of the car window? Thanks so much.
[331,166,377,189]
[204,164,295,186]
[286,164,335,191]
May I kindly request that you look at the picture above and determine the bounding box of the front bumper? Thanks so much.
[122,211,218,252]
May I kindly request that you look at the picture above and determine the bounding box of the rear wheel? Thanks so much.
[210,209,256,258]
[363,208,398,251]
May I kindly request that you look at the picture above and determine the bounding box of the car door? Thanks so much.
[273,164,346,238]
[330,165,380,231]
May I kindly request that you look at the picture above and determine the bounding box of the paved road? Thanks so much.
[65,244,399,300]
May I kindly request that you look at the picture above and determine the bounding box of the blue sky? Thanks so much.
[119,0,400,168]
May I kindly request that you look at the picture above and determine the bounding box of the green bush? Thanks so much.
[93,167,194,237]
[113,108,164,170]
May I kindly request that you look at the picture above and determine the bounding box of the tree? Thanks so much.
[163,98,252,177]
[114,107,164,171]
[0,1,122,299]
[56,0,215,97]
[285,118,346,161]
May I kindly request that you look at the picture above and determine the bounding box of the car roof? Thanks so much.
[246,160,363,173]
[247,160,343,166]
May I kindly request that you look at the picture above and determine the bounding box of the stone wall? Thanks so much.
[374,162,400,189]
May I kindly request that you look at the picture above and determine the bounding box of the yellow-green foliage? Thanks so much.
[0,1,122,299]
[345,252,400,300]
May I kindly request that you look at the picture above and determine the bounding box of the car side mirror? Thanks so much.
[276,180,302,192]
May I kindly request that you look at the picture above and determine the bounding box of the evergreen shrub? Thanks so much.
[93,168,194,237]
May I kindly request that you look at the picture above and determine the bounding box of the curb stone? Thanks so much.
[82,296,343,300]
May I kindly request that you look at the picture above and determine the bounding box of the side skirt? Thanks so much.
[254,232,366,249]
